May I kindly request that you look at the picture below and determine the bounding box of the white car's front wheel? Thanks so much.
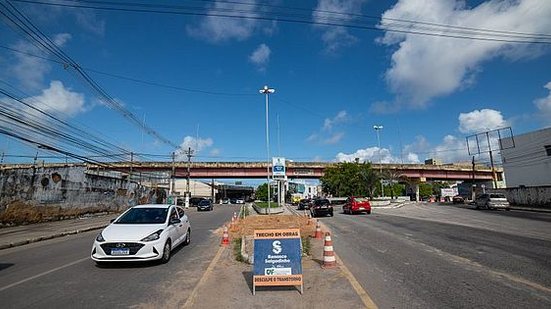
[161,240,171,264]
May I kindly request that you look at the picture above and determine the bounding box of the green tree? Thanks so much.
[419,183,433,198]
[383,169,404,199]
[321,162,377,198]
[255,183,268,201]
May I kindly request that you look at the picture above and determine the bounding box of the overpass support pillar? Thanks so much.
[414,183,420,202]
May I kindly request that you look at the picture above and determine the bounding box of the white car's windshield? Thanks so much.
[115,208,168,224]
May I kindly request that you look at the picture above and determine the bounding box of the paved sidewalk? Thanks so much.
[0,214,112,250]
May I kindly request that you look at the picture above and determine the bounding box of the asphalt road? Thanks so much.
[0,204,241,309]
[320,202,551,309]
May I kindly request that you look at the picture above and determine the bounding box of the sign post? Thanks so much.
[253,228,303,295]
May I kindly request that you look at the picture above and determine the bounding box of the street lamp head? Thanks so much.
[259,85,275,94]
[373,125,383,130]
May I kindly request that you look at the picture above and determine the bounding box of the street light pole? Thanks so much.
[373,125,384,197]
[259,85,275,214]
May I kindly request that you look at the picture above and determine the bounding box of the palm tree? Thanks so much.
[384,168,404,200]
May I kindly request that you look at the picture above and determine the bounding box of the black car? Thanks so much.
[298,199,311,210]
[197,199,213,211]
[190,197,204,206]
[310,199,333,217]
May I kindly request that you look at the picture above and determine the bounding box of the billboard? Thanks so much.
[272,157,286,178]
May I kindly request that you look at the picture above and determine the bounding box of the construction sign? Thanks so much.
[253,229,303,295]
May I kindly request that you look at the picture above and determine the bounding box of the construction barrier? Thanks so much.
[322,232,336,269]
[314,219,322,239]
[221,225,230,246]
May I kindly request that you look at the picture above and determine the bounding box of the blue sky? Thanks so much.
[1,0,551,173]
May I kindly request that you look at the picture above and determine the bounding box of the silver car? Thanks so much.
[475,193,511,210]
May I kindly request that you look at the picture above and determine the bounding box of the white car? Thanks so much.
[91,204,191,264]
[236,198,245,204]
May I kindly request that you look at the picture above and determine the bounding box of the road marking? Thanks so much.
[0,257,89,292]
[182,245,225,308]
[335,253,379,309]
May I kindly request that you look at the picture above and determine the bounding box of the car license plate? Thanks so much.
[321,206,327,209]
[359,207,364,210]
[111,248,130,255]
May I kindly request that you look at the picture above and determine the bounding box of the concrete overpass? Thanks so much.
[2,161,502,182]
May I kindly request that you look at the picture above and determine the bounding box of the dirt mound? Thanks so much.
[0,200,113,226]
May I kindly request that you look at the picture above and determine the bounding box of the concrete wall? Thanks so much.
[505,186,551,208]
[0,166,161,209]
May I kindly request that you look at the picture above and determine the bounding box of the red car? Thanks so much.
[343,197,371,215]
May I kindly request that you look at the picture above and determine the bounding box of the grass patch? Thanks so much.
[301,236,311,256]
[0,201,114,226]
[255,202,281,208]
[233,238,245,263]
[241,205,250,218]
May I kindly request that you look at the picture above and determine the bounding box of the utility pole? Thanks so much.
[171,152,175,196]
[471,156,476,201]
[129,152,134,185]
[185,147,194,208]
[373,125,384,197]
[485,132,498,189]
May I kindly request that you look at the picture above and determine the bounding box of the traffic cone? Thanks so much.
[221,225,230,246]
[314,219,322,239]
[322,232,336,269]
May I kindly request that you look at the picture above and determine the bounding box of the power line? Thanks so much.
[10,0,551,44]
[0,0,181,149]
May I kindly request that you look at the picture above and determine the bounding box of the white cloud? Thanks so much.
[458,109,508,134]
[75,11,105,36]
[9,34,71,90]
[323,132,345,145]
[323,110,348,131]
[10,41,51,90]
[175,136,214,160]
[249,44,271,71]
[336,146,412,163]
[432,135,470,163]
[534,81,551,125]
[186,0,259,43]
[210,148,221,156]
[307,110,349,145]
[24,81,86,117]
[379,0,551,109]
[313,0,367,53]
[53,33,72,46]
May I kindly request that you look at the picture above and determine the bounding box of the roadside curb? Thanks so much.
[0,224,107,250]
[509,206,551,213]
[371,201,413,209]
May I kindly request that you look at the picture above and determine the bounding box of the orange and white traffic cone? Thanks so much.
[230,217,235,230]
[221,225,230,246]
[314,219,322,239]
[322,232,336,269]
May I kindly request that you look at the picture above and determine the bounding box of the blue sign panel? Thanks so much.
[253,238,302,275]
[252,229,303,294]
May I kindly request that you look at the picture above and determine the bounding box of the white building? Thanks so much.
[288,180,319,199]
[500,127,551,187]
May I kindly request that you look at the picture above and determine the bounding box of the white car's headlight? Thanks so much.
[96,232,105,242]
[141,229,164,242]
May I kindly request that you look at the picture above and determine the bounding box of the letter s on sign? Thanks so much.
[272,240,282,254]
